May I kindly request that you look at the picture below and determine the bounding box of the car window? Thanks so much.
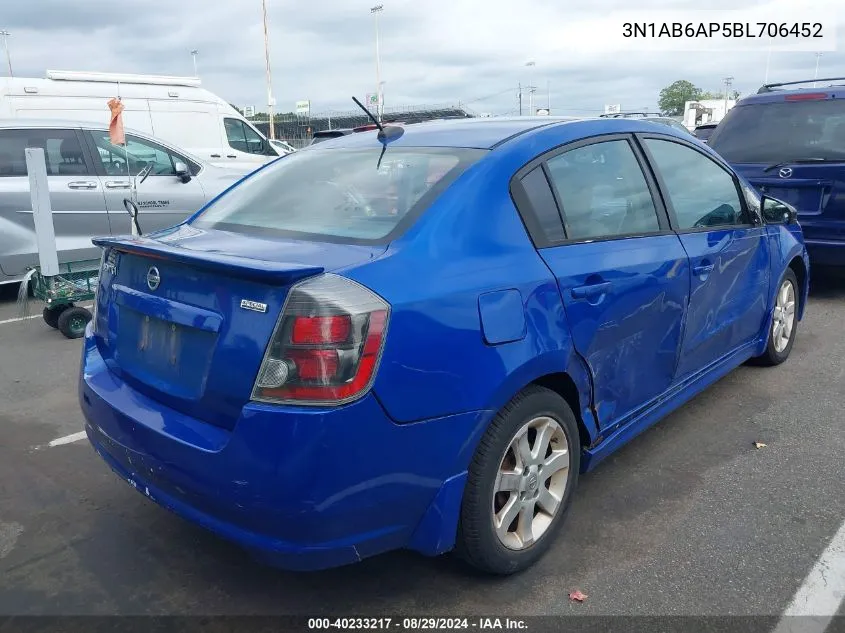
[225,118,273,156]
[224,118,248,153]
[644,138,745,230]
[87,131,196,177]
[545,139,661,240]
[708,98,845,163]
[0,129,89,177]
[518,166,566,243]
[192,147,484,243]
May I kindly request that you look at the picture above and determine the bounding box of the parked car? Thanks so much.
[642,116,694,135]
[0,119,251,285]
[708,77,845,266]
[309,128,354,145]
[693,123,718,143]
[0,71,281,169]
[269,139,296,154]
[80,116,808,575]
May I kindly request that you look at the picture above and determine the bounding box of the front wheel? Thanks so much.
[755,269,799,366]
[455,386,580,575]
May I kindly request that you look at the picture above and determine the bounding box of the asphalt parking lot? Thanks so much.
[1,277,844,623]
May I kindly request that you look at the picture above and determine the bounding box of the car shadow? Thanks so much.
[810,267,845,299]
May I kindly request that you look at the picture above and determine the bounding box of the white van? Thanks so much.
[0,70,280,169]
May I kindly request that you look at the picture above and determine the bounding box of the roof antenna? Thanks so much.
[352,96,404,144]
[352,96,383,133]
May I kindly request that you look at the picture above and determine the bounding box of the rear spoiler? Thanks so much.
[92,235,324,285]
[758,77,845,93]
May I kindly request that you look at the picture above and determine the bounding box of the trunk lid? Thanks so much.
[92,226,386,430]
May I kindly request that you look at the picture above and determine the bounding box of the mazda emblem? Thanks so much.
[778,167,793,179]
[146,266,161,291]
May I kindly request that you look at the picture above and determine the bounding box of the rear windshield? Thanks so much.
[708,98,845,163]
[192,146,485,243]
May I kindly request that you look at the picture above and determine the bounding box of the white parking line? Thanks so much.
[0,305,94,326]
[47,431,87,447]
[772,519,845,633]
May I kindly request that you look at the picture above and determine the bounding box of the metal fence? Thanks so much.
[251,103,474,149]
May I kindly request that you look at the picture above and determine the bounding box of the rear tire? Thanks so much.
[43,304,72,329]
[754,268,799,367]
[57,306,91,339]
[455,385,580,575]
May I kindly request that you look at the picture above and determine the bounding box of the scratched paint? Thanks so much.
[0,521,24,559]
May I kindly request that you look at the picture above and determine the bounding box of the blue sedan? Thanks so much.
[79,116,809,575]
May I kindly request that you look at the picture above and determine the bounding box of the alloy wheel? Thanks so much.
[491,416,570,550]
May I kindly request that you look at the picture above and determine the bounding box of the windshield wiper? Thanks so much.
[763,157,845,173]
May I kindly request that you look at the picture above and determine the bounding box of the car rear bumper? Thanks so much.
[805,238,845,267]
[79,326,485,571]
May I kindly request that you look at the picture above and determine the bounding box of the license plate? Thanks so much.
[138,315,182,367]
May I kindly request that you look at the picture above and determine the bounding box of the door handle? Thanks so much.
[104,181,131,189]
[226,155,237,159]
[210,154,221,158]
[571,281,612,299]
[693,263,715,276]
[67,181,98,190]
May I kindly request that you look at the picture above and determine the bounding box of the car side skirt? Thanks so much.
[581,339,760,471]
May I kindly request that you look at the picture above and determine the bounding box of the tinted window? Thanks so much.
[708,99,845,163]
[545,139,660,240]
[645,139,745,229]
[88,131,198,177]
[519,167,566,243]
[193,147,484,242]
[0,129,89,177]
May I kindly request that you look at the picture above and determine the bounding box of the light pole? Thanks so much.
[371,5,384,122]
[190,49,199,77]
[262,0,275,139]
[723,76,734,118]
[0,30,12,78]
[525,61,536,115]
[814,52,823,86]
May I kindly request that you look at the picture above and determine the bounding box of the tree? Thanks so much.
[658,80,703,116]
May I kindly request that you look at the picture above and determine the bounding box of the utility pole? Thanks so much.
[262,0,276,139]
[518,82,523,116]
[371,5,384,122]
[190,49,199,77]
[814,52,823,86]
[0,30,12,78]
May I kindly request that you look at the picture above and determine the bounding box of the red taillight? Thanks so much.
[291,315,351,345]
[252,275,390,405]
[785,93,828,102]
[286,349,339,382]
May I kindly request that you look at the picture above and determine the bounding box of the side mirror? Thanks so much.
[762,195,798,225]
[174,161,191,183]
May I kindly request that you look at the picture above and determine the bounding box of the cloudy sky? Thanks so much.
[2,0,844,117]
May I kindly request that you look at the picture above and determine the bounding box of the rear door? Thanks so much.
[83,129,208,235]
[708,97,845,257]
[639,135,770,379]
[0,127,110,279]
[513,135,691,429]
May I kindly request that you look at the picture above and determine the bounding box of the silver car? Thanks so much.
[0,119,254,285]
